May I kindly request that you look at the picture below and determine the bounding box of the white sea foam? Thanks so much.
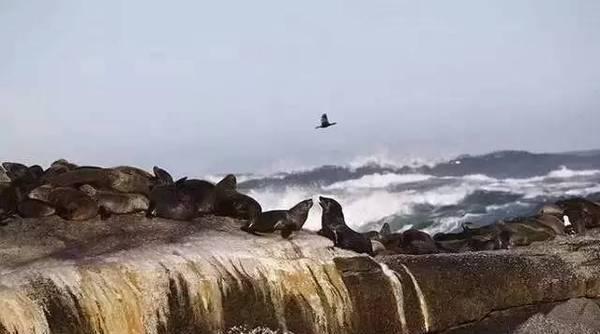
[324,173,433,190]
[242,165,600,234]
[547,166,600,178]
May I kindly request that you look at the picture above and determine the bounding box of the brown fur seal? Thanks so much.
[48,187,98,221]
[496,217,556,248]
[433,222,506,252]
[243,199,313,238]
[181,179,216,214]
[216,174,237,192]
[80,184,149,219]
[0,184,21,221]
[400,229,439,255]
[108,166,154,195]
[153,166,216,214]
[214,174,261,221]
[147,178,198,221]
[28,184,54,203]
[362,222,392,240]
[47,165,154,195]
[534,214,566,235]
[17,198,55,218]
[1,162,29,181]
[318,196,373,255]
[153,166,174,185]
[51,159,78,170]
[46,168,112,189]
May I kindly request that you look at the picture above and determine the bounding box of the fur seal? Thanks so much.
[318,196,373,255]
[147,178,198,221]
[28,184,54,203]
[362,222,391,240]
[180,179,216,214]
[434,223,506,252]
[51,159,78,170]
[80,184,149,219]
[243,199,313,238]
[108,166,154,195]
[48,187,98,221]
[17,198,55,218]
[2,162,29,181]
[496,217,556,248]
[400,229,439,254]
[153,166,216,214]
[153,166,174,185]
[41,162,73,181]
[47,165,154,195]
[216,174,237,192]
[46,168,112,189]
[214,174,261,220]
[0,184,21,221]
[534,214,566,235]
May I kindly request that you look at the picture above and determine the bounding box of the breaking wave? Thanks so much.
[243,154,600,234]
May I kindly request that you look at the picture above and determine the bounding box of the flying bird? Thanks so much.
[315,113,337,129]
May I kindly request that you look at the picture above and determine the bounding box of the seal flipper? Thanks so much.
[281,228,293,239]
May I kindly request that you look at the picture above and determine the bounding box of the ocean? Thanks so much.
[210,150,600,235]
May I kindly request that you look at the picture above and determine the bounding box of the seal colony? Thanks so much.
[1,159,599,257]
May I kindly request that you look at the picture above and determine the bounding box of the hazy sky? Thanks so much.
[2,1,600,175]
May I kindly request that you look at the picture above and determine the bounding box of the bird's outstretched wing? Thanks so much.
[321,113,329,126]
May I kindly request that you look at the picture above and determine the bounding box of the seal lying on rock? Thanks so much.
[153,166,174,185]
[147,177,198,221]
[400,229,439,254]
[80,184,149,219]
[242,199,313,238]
[47,166,155,196]
[48,187,98,221]
[214,174,261,221]
[108,166,154,195]
[17,198,55,218]
[1,162,29,181]
[496,216,558,248]
[318,196,373,255]
[434,223,506,252]
[46,168,112,189]
[153,166,216,215]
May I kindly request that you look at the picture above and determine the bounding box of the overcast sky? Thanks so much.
[2,1,599,175]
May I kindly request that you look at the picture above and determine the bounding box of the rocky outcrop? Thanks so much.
[1,215,600,333]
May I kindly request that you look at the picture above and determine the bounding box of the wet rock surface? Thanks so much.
[1,216,600,333]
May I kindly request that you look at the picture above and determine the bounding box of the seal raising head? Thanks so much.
[318,196,373,255]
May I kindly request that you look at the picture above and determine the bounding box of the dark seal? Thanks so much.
[17,198,55,218]
[318,196,373,255]
[152,166,216,215]
[214,174,261,221]
[80,184,149,219]
[48,187,99,221]
[243,198,313,238]
[147,177,198,221]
